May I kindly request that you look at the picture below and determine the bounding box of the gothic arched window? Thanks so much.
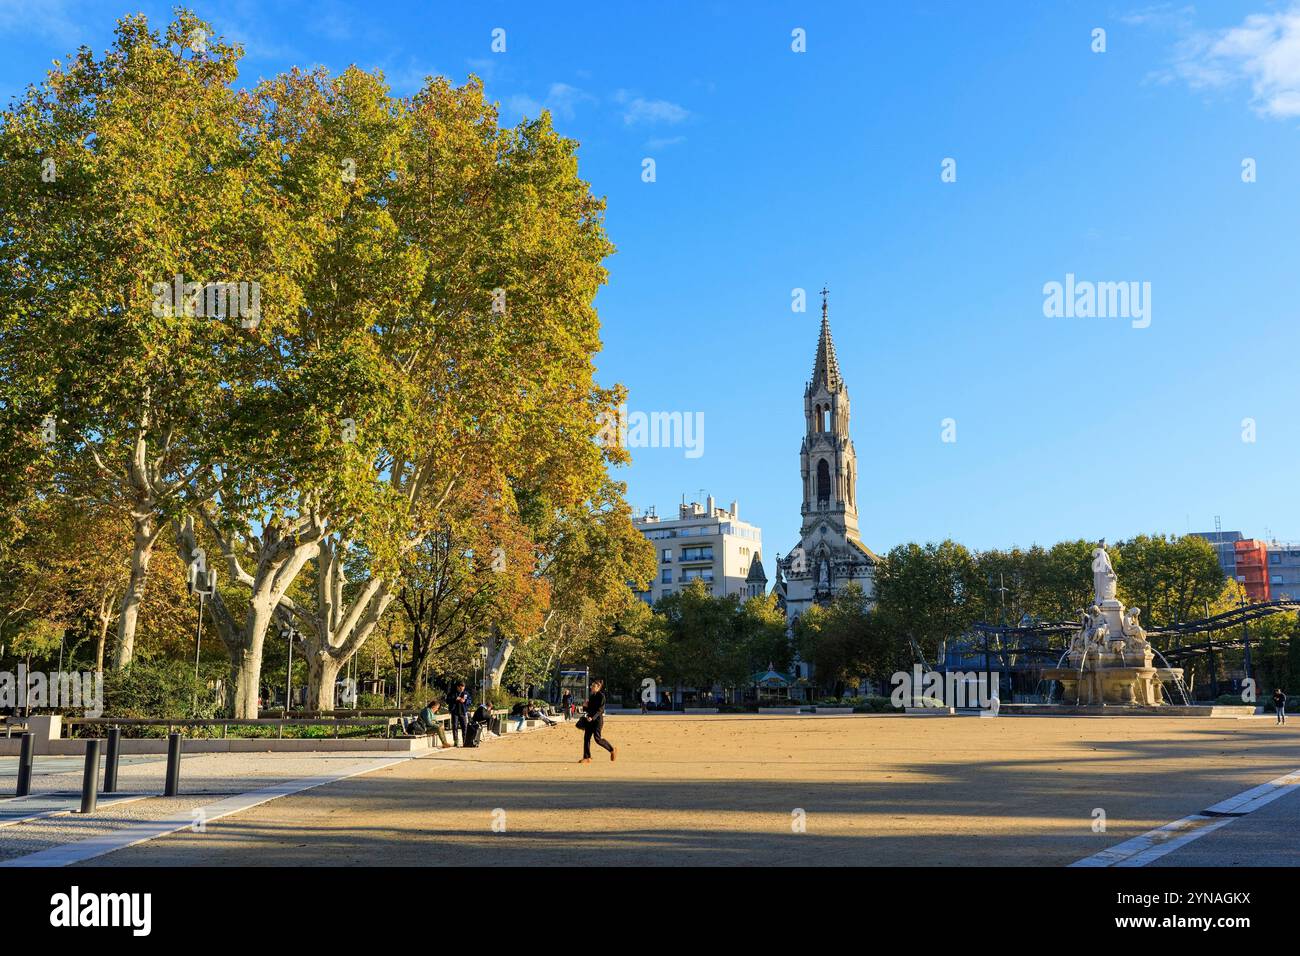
[816,459,831,506]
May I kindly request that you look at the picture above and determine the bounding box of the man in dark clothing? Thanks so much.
[1274,688,1287,725]
[448,681,472,746]
[510,699,528,732]
[579,679,616,763]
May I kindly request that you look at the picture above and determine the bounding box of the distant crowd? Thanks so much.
[403,678,621,764]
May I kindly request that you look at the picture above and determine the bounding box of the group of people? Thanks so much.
[400,677,619,763]
[402,680,478,748]
[509,698,559,731]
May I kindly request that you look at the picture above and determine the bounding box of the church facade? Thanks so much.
[774,292,878,625]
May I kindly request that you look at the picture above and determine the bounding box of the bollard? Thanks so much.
[164,732,182,796]
[103,727,121,793]
[80,739,100,814]
[16,732,34,797]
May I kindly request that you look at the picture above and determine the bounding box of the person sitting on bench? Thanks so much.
[423,700,452,747]
[526,703,557,726]
[510,699,528,731]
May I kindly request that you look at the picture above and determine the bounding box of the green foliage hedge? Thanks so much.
[102,659,223,719]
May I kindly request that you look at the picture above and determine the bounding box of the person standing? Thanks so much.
[1273,687,1287,725]
[561,689,572,720]
[579,679,617,764]
[448,680,471,746]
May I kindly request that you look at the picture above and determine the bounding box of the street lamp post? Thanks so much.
[1204,599,1219,699]
[188,565,217,716]
[282,627,300,714]
[1238,584,1254,686]
[394,642,409,710]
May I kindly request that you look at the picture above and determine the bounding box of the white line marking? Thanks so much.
[0,756,411,868]
[1071,768,1300,867]
[0,793,150,828]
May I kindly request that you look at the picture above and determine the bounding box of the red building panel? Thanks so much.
[1234,539,1270,602]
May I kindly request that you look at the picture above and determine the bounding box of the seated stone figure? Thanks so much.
[1121,607,1146,646]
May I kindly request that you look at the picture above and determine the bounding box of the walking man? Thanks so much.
[1273,687,1287,725]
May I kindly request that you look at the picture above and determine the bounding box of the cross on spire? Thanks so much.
[810,285,841,390]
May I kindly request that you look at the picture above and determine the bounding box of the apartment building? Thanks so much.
[1192,529,1300,602]
[632,497,765,604]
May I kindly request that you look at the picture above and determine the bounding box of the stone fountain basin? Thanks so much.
[1042,667,1182,681]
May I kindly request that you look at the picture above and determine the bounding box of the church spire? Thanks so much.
[810,285,842,391]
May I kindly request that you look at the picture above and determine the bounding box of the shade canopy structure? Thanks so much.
[751,666,794,704]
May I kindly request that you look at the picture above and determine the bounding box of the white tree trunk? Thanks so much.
[299,538,397,711]
[486,630,514,690]
[94,592,113,674]
[176,512,323,719]
[113,513,161,669]
[306,651,343,712]
[229,641,264,719]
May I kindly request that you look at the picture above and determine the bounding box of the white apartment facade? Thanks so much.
[632,496,765,604]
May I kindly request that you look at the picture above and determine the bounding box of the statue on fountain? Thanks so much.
[1092,544,1118,604]
[1121,607,1146,648]
[1043,541,1184,708]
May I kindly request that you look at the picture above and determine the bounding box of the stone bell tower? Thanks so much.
[779,287,877,624]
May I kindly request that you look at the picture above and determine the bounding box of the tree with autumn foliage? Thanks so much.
[0,12,310,671]
[484,478,657,692]
[1,10,640,717]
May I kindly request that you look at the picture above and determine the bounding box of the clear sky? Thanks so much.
[5,1,1299,560]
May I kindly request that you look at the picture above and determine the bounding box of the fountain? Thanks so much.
[1040,543,1185,709]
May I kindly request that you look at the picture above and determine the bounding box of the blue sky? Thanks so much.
[5,1,1299,559]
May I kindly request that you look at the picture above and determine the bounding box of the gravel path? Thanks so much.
[76,715,1300,867]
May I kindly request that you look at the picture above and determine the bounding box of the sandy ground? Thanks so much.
[76,714,1300,867]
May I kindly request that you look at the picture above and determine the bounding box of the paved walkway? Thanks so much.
[0,748,437,864]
